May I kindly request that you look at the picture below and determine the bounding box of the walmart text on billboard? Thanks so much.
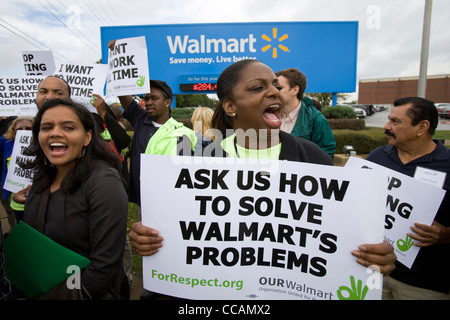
[167,34,257,54]
[167,34,259,65]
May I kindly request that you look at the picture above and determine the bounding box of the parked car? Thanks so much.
[342,104,366,118]
[354,104,375,116]
[353,107,366,118]
[436,103,450,119]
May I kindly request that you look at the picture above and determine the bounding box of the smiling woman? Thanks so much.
[10,98,129,300]
[38,105,92,191]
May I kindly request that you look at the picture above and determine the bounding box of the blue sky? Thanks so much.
[0,0,449,100]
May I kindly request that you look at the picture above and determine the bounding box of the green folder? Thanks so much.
[4,221,91,298]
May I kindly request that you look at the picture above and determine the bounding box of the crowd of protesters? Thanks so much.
[0,58,448,301]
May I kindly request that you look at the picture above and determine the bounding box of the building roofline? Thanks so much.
[359,74,450,83]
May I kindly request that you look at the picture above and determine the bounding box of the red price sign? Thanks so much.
[193,83,217,91]
[180,83,217,92]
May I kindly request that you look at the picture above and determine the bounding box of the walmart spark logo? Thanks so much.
[261,28,289,58]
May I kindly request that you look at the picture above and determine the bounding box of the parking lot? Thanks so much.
[363,106,450,131]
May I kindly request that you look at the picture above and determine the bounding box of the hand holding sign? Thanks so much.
[129,221,163,256]
[351,242,396,275]
[108,40,116,50]
[91,94,107,119]
[11,184,31,205]
[409,221,450,247]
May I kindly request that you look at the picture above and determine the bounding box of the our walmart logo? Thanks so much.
[261,27,289,59]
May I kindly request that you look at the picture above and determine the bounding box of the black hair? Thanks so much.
[212,59,261,135]
[38,75,72,97]
[23,98,122,193]
[393,97,438,135]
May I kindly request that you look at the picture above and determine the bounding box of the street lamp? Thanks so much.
[418,0,433,98]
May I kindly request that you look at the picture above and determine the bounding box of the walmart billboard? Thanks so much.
[100,21,358,95]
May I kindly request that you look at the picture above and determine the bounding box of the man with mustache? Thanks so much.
[366,97,450,300]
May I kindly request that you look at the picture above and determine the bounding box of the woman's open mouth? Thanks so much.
[50,142,68,156]
[263,104,282,128]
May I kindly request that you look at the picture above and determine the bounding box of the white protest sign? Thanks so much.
[141,155,386,300]
[345,157,446,268]
[0,76,44,116]
[22,51,56,76]
[105,36,150,98]
[3,130,35,193]
[55,63,108,112]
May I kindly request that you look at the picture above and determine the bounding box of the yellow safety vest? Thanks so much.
[145,118,197,155]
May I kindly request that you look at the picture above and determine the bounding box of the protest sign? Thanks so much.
[141,155,386,300]
[22,51,56,76]
[55,63,108,112]
[0,76,44,116]
[105,36,150,98]
[3,130,34,193]
[345,157,446,268]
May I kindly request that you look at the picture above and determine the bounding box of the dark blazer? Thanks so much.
[278,131,334,165]
[206,131,334,166]
[23,163,128,299]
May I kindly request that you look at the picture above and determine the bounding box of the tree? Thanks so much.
[305,93,332,106]
[175,94,218,108]
[305,93,351,106]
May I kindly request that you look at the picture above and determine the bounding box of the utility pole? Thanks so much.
[417,0,433,98]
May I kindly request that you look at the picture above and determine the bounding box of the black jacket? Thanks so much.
[23,163,128,299]
[205,131,334,166]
